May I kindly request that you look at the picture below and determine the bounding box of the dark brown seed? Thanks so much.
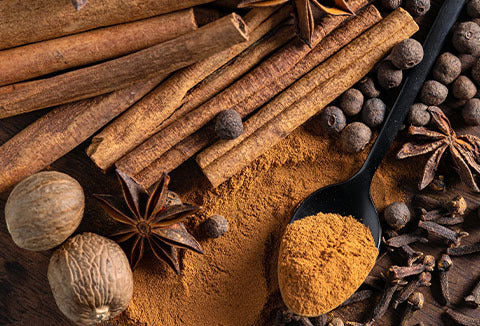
[339,89,364,116]
[432,52,461,84]
[437,254,453,305]
[393,272,431,309]
[445,309,480,326]
[202,215,229,238]
[419,80,448,105]
[452,75,477,99]
[468,0,480,18]
[472,58,480,84]
[388,39,424,69]
[463,98,480,125]
[418,220,469,246]
[452,22,480,55]
[383,202,411,230]
[459,54,477,73]
[362,98,387,128]
[400,292,424,326]
[364,273,403,326]
[447,242,480,256]
[395,244,424,266]
[405,0,430,16]
[377,61,403,89]
[386,231,428,248]
[320,106,347,134]
[215,109,243,139]
[408,103,431,126]
[357,77,381,98]
[339,122,372,153]
[390,255,435,279]
[381,0,402,9]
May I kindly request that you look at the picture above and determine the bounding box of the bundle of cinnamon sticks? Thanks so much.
[0,0,419,193]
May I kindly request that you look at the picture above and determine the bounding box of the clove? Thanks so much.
[390,255,435,279]
[395,245,424,266]
[419,208,445,221]
[446,195,468,217]
[364,272,403,326]
[339,289,374,308]
[418,220,468,246]
[386,231,429,248]
[328,318,344,326]
[311,314,329,326]
[437,254,453,306]
[465,278,480,308]
[447,242,480,256]
[445,309,480,326]
[428,175,446,192]
[297,317,315,326]
[400,292,424,326]
[393,272,431,309]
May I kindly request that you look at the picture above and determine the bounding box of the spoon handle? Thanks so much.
[356,0,466,182]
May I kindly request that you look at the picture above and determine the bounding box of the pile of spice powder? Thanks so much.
[278,212,378,317]
[119,117,419,326]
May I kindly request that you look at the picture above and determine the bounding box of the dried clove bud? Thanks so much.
[311,314,329,326]
[393,272,431,309]
[447,242,480,256]
[339,289,374,307]
[418,220,469,246]
[390,255,435,279]
[328,318,344,326]
[386,231,428,248]
[446,195,467,217]
[445,309,480,326]
[297,317,315,326]
[397,245,424,267]
[437,254,453,305]
[465,278,480,307]
[400,292,424,326]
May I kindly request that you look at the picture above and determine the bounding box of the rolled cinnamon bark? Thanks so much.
[0,0,214,50]
[0,13,249,119]
[87,6,290,170]
[0,9,197,86]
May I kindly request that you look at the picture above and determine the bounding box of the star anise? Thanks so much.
[238,0,353,45]
[94,170,204,273]
[397,106,480,192]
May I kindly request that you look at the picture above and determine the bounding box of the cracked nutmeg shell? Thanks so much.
[5,171,84,251]
[48,232,133,326]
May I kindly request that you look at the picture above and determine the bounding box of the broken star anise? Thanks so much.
[397,106,480,192]
[238,0,353,46]
[94,170,204,273]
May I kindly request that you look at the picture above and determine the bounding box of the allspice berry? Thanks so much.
[388,39,424,69]
[405,0,430,16]
[202,215,229,238]
[452,75,477,99]
[459,54,477,73]
[362,98,387,128]
[467,0,480,18]
[377,61,403,89]
[408,103,431,126]
[419,80,448,105]
[319,106,346,134]
[357,77,381,98]
[432,52,461,84]
[339,88,364,116]
[472,58,480,84]
[381,0,402,10]
[215,109,243,140]
[5,171,84,251]
[339,122,372,153]
[452,22,480,55]
[384,202,411,230]
[462,98,480,125]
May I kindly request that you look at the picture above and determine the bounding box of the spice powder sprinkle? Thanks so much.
[278,212,378,317]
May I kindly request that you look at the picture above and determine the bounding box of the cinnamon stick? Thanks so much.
[0,10,197,86]
[121,5,381,184]
[0,0,214,51]
[198,8,419,188]
[0,75,165,194]
[87,7,290,170]
[0,13,248,119]
[114,0,368,183]
[197,5,382,169]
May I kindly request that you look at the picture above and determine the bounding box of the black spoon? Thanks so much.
[290,0,466,249]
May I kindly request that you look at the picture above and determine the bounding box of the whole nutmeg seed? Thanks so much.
[339,122,372,153]
[202,215,229,238]
[357,77,381,98]
[215,109,243,140]
[339,88,364,116]
[452,75,477,100]
[388,39,424,69]
[48,233,133,326]
[362,98,387,128]
[384,202,411,230]
[5,171,84,251]
[419,80,448,105]
[468,0,480,18]
[319,106,346,134]
[463,98,480,125]
[405,0,430,16]
[432,52,461,84]
[377,61,403,89]
[408,103,431,126]
[452,22,480,55]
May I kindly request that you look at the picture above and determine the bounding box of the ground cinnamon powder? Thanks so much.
[278,212,378,317]
[119,118,419,325]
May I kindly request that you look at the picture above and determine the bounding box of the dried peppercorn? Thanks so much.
[362,98,387,128]
[384,202,411,230]
[467,0,480,18]
[377,61,403,89]
[381,0,402,9]
[388,39,424,69]
[462,98,480,125]
[459,54,477,73]
[408,103,431,126]
[339,88,364,116]
[419,80,448,105]
[319,106,347,134]
[452,22,480,55]
[357,77,381,98]
[339,122,372,153]
[452,75,477,100]
[432,52,461,84]
[405,0,430,16]
[202,215,229,238]
[215,109,243,139]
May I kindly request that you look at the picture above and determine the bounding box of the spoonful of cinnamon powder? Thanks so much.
[278,212,378,317]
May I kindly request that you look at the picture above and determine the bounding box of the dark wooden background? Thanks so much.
[2,1,480,325]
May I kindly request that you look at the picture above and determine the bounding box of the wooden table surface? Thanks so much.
[2,1,480,325]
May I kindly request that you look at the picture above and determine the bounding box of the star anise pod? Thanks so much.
[238,0,353,45]
[397,106,480,192]
[94,170,204,273]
